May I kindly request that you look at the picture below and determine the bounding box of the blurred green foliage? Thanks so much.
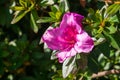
[0,0,120,80]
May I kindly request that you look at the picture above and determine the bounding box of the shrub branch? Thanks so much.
[91,69,120,79]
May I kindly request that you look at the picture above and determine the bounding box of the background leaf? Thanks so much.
[11,11,28,24]
[105,4,120,17]
[37,17,55,23]
[30,10,39,33]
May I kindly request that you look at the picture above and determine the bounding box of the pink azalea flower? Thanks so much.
[42,12,94,63]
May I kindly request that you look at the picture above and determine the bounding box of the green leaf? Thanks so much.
[11,11,28,24]
[88,48,101,73]
[95,37,106,46]
[51,6,58,13]
[59,0,69,12]
[76,54,81,59]
[40,0,48,6]
[59,1,65,13]
[49,12,56,19]
[40,0,54,5]
[10,6,25,11]
[104,62,111,70]
[30,10,39,33]
[19,0,28,7]
[98,53,106,63]
[98,41,110,57]
[115,50,120,57]
[37,17,55,23]
[108,15,119,23]
[95,11,102,22]
[88,8,95,15]
[103,31,120,49]
[112,31,120,49]
[106,25,117,34]
[11,0,34,24]
[62,56,76,78]
[50,50,57,60]
[97,26,104,34]
[56,11,62,21]
[114,65,120,69]
[105,4,120,17]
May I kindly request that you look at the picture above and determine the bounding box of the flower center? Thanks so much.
[69,40,76,44]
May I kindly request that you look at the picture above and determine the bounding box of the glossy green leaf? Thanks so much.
[88,48,101,73]
[76,54,81,59]
[95,10,102,22]
[112,31,120,49]
[19,0,28,7]
[59,0,69,12]
[104,62,111,70]
[30,10,39,33]
[97,26,104,34]
[106,25,117,34]
[11,11,28,24]
[10,6,25,11]
[105,4,120,17]
[98,54,106,63]
[50,50,57,60]
[103,31,120,49]
[56,11,62,21]
[40,0,48,6]
[40,0,54,5]
[11,0,34,24]
[51,6,58,13]
[49,12,56,19]
[99,41,110,57]
[108,15,119,23]
[95,37,106,46]
[109,50,115,58]
[114,65,120,69]
[62,56,76,78]
[115,50,120,57]
[37,17,55,23]
[59,1,65,13]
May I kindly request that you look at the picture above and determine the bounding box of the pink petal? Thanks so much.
[74,31,94,53]
[56,48,77,63]
[42,27,61,50]
[42,27,71,51]
[60,12,84,33]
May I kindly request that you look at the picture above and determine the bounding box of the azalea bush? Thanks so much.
[0,0,120,80]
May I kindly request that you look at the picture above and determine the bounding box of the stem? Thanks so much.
[91,69,120,79]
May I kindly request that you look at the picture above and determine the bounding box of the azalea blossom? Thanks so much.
[42,12,94,63]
